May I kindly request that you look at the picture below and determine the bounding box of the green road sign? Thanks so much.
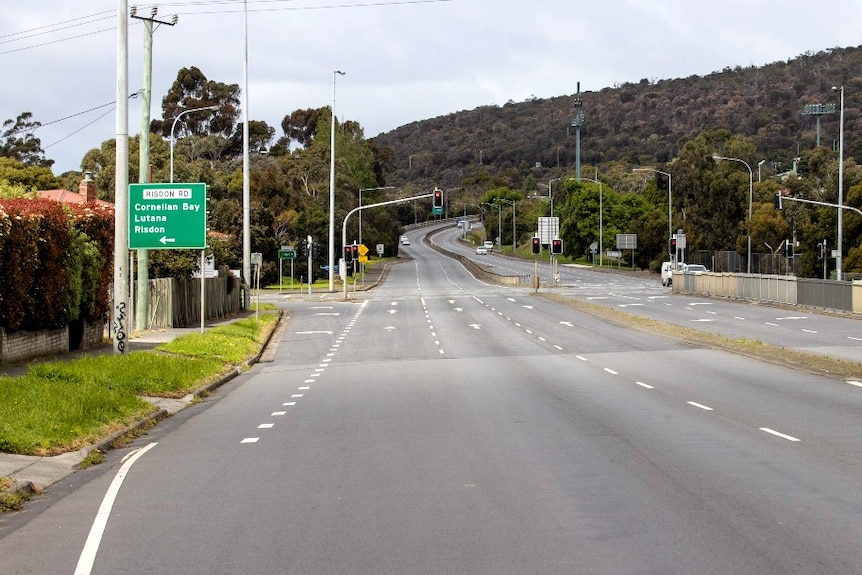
[432,206,443,215]
[278,249,297,260]
[129,183,207,249]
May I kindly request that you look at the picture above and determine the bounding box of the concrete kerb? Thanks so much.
[1,309,284,507]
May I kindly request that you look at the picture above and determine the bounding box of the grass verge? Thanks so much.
[0,310,279,457]
[541,293,862,379]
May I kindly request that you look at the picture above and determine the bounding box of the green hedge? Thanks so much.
[0,199,114,332]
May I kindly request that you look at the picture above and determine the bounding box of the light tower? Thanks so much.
[570,82,584,181]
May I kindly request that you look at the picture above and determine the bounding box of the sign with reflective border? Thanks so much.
[129,183,207,249]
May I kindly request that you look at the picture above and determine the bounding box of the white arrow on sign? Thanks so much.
[159,236,176,245]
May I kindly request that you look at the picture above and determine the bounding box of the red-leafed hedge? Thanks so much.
[0,199,114,332]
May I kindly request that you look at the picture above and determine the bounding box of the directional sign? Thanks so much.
[278,249,297,260]
[129,183,207,249]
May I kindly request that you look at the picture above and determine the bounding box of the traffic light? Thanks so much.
[816,241,824,259]
[783,239,794,259]
[774,193,783,210]
[312,242,320,260]
[433,188,443,209]
[551,238,563,255]
[351,243,359,261]
[300,241,308,258]
[669,236,677,255]
[531,236,541,255]
[344,245,352,262]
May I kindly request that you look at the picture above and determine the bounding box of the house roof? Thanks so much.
[37,188,113,208]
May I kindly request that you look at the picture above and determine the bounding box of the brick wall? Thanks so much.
[0,327,68,365]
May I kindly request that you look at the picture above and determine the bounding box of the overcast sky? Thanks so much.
[2,0,861,176]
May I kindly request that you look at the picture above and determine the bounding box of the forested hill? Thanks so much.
[372,45,862,191]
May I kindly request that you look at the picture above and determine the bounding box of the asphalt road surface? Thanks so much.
[3,229,862,574]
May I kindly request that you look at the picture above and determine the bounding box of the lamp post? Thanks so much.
[713,155,753,273]
[497,198,516,253]
[481,202,502,247]
[758,159,766,183]
[833,85,844,280]
[170,105,219,183]
[358,186,394,245]
[545,177,561,217]
[633,167,672,259]
[329,70,346,292]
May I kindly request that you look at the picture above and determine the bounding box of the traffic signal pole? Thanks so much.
[341,192,434,300]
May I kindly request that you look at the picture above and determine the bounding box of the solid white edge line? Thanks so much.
[759,427,801,442]
[74,442,158,575]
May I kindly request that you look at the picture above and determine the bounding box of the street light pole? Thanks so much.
[713,155,753,273]
[833,85,845,281]
[170,105,219,183]
[498,198,515,253]
[329,70,345,292]
[633,167,672,261]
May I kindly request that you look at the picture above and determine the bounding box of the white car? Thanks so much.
[684,264,709,273]
[475,246,488,255]
[400,235,410,245]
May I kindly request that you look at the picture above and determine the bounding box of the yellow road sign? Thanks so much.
[358,243,369,256]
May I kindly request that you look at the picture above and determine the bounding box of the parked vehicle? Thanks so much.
[661,261,685,286]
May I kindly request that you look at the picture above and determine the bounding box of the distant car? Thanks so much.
[475,246,488,255]
[400,235,410,245]
[483,240,494,251]
[684,264,709,273]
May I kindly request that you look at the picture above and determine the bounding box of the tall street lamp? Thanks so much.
[575,176,603,266]
[713,155,753,273]
[633,167,672,257]
[358,186,394,245]
[328,70,346,291]
[833,85,845,280]
[170,105,219,182]
[481,202,503,247]
[497,198,516,252]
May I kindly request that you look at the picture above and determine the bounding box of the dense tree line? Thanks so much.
[4,47,862,281]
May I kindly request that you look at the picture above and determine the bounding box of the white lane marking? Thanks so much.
[759,427,800,442]
[847,380,862,388]
[553,345,563,351]
[560,321,573,327]
[283,402,297,406]
[765,322,779,327]
[470,323,482,330]
[74,442,158,575]
[272,411,287,416]
[635,381,654,389]
[801,329,818,334]
[734,317,746,320]
[688,401,714,411]
[304,379,315,384]
[291,393,304,398]
[258,423,274,429]
[314,313,341,316]
[299,386,310,390]
[538,336,547,342]
[603,368,618,375]
[522,305,534,309]
[296,330,333,335]
[576,356,588,362]
[241,437,259,443]
[848,336,862,342]
[691,319,715,322]
[776,316,808,320]
[507,298,516,302]
[311,306,334,309]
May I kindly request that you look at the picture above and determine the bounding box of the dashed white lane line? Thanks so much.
[291,394,304,398]
[687,401,714,411]
[258,423,274,429]
[241,437,259,444]
[603,368,618,375]
[299,386,310,390]
[635,381,654,389]
[759,427,801,442]
[576,355,588,362]
[283,402,296,406]
[272,411,287,416]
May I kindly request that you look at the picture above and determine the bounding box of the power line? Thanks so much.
[0,0,452,54]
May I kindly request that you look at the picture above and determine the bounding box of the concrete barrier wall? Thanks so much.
[674,271,859,314]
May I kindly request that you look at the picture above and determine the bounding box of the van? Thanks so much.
[661,261,683,286]
[483,240,494,252]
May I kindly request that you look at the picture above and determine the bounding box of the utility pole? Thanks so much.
[130,6,177,331]
[114,0,129,354]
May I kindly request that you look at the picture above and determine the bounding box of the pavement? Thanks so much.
[0,260,392,506]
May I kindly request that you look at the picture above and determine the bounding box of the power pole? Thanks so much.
[130,7,177,331]
[114,0,129,354]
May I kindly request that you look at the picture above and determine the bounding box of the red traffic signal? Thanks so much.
[669,237,677,255]
[433,188,443,209]
[551,238,563,255]
[531,236,541,255]
[351,243,359,260]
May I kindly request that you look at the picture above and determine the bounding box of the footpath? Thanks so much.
[0,260,392,506]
